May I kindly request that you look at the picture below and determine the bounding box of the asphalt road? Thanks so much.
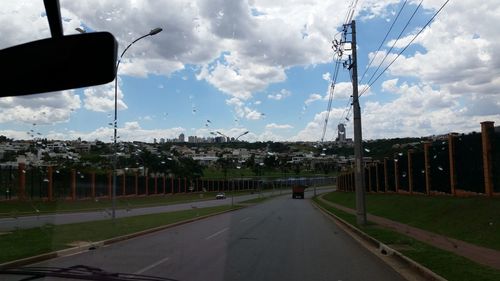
[0,188,331,231]
[28,192,404,281]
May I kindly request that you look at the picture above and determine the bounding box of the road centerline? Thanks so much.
[240,217,251,223]
[205,227,229,240]
[133,256,170,274]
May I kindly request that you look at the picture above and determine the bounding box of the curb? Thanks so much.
[312,197,447,281]
[0,206,242,270]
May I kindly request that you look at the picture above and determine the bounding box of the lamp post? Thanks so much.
[236,131,249,141]
[111,27,162,221]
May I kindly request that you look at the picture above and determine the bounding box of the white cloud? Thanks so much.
[305,93,322,105]
[322,72,332,81]
[267,89,291,101]
[83,82,127,112]
[0,91,81,124]
[265,123,293,130]
[381,78,399,93]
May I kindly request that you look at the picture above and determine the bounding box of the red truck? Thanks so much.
[292,185,307,199]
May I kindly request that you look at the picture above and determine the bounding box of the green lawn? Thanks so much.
[313,197,500,281]
[322,192,500,251]
[0,191,253,218]
[0,205,238,264]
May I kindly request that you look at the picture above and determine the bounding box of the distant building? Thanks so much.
[160,138,165,144]
[179,133,185,142]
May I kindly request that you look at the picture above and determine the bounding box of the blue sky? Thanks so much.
[1,0,499,142]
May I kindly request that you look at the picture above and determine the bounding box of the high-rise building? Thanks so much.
[179,133,185,142]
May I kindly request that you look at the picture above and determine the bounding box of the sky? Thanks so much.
[0,0,499,143]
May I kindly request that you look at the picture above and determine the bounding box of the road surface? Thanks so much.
[0,188,331,231]
[28,191,404,281]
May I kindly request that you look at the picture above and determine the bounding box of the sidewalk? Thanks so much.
[318,195,500,270]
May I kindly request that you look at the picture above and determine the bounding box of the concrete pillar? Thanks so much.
[375,164,380,192]
[481,121,495,196]
[423,142,432,195]
[448,134,457,196]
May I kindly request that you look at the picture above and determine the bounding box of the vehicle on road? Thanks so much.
[215,192,226,199]
[292,185,307,199]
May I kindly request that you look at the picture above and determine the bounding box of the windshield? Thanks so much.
[1,1,500,281]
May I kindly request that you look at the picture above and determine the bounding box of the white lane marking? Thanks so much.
[134,257,170,275]
[205,227,229,240]
[240,217,251,223]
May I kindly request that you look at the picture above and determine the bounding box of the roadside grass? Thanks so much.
[0,191,253,218]
[313,197,500,281]
[0,205,239,264]
[322,192,500,251]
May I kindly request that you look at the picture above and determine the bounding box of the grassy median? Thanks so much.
[0,191,253,218]
[313,196,500,281]
[322,192,500,251]
[0,205,239,264]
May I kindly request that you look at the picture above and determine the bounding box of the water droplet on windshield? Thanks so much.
[421,169,425,174]
[364,148,370,152]
[438,166,444,171]
[398,152,403,156]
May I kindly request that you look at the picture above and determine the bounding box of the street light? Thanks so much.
[111,27,162,221]
[236,131,249,140]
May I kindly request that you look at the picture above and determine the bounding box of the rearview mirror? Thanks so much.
[0,32,118,97]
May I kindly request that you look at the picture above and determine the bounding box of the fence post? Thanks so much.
[408,149,414,194]
[481,121,495,196]
[154,175,158,195]
[108,171,112,199]
[394,156,400,193]
[122,173,126,196]
[48,166,54,201]
[171,177,174,195]
[90,172,95,199]
[132,172,137,195]
[18,163,26,200]
[424,142,432,195]
[448,134,457,196]
[367,165,372,192]
[375,163,380,192]
[184,177,187,193]
[384,158,389,192]
[145,174,149,196]
[71,169,76,200]
[163,176,166,194]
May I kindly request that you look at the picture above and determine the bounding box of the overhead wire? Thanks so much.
[359,0,450,97]
[321,0,359,142]
[359,0,423,96]
[358,0,409,84]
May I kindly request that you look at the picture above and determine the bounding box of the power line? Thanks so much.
[360,0,423,95]
[359,0,409,84]
[359,0,450,97]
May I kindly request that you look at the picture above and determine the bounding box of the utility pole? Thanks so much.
[350,20,367,225]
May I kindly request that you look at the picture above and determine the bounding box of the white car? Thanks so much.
[215,192,226,199]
